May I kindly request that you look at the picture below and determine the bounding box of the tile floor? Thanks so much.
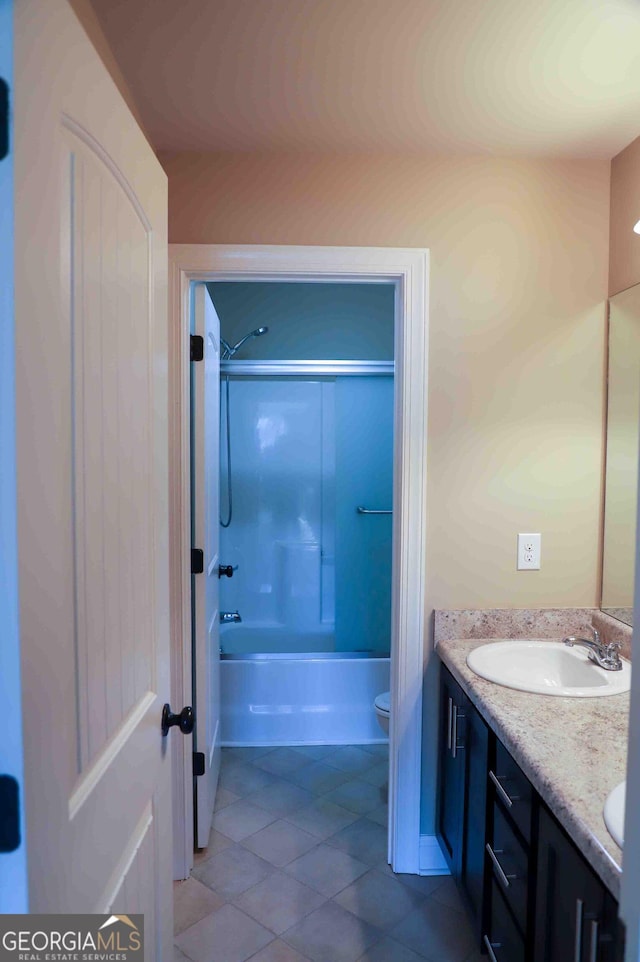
[174,745,482,962]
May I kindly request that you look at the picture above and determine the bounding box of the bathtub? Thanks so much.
[219,628,390,746]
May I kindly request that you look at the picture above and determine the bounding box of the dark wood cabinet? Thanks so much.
[437,667,467,877]
[535,806,621,962]
[436,667,489,938]
[485,881,526,962]
[436,663,623,962]
[488,802,529,936]
[461,694,489,925]
[483,734,535,961]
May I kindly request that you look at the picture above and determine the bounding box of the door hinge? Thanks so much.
[190,335,204,362]
[0,775,21,853]
[191,548,204,574]
[0,80,9,162]
[193,752,205,777]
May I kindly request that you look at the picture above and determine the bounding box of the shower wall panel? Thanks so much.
[219,379,333,640]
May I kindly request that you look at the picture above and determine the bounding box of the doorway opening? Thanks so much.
[212,279,394,748]
[169,245,431,885]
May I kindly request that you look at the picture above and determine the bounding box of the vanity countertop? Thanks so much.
[436,636,628,898]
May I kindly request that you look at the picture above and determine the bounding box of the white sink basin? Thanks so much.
[604,781,626,847]
[466,641,631,697]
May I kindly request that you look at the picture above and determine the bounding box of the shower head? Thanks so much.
[222,326,269,359]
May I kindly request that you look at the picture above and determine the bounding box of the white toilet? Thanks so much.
[374,691,390,736]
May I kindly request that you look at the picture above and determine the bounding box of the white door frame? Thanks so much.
[169,244,430,877]
[621,434,640,960]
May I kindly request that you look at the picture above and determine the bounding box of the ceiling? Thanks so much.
[89,0,640,157]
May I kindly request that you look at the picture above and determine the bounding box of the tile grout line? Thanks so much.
[175,744,477,962]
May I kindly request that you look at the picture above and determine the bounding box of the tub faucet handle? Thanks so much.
[220,610,242,624]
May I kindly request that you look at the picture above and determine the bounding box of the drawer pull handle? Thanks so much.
[489,770,520,808]
[574,899,584,962]
[447,697,453,752]
[483,935,502,962]
[485,843,517,889]
[588,919,599,962]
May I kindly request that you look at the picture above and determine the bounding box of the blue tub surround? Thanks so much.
[219,374,394,656]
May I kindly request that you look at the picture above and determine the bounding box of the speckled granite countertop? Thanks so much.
[436,636,628,899]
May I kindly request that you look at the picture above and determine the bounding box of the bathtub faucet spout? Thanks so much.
[220,610,242,624]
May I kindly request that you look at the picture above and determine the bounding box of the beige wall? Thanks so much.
[163,152,610,615]
[66,0,615,844]
[162,151,609,833]
[67,0,154,147]
[610,135,640,296]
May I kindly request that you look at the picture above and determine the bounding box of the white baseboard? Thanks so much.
[419,835,451,876]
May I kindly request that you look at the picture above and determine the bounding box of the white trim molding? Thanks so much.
[419,835,451,876]
[620,426,640,960]
[168,244,430,877]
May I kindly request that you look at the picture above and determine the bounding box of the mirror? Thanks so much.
[601,283,640,626]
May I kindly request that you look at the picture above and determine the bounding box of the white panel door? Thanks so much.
[193,285,222,847]
[0,0,27,914]
[14,1,171,957]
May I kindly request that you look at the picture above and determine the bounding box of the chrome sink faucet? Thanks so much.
[563,626,622,671]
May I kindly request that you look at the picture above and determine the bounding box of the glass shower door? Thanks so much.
[334,376,394,654]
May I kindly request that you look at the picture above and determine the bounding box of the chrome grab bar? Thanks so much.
[356,506,392,515]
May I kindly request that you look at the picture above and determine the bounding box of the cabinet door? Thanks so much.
[436,668,467,877]
[535,806,619,962]
[462,701,489,928]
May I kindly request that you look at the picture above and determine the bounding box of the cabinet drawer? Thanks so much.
[487,802,529,935]
[484,881,526,962]
[491,740,533,842]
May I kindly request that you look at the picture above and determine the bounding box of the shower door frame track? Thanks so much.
[169,244,435,879]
